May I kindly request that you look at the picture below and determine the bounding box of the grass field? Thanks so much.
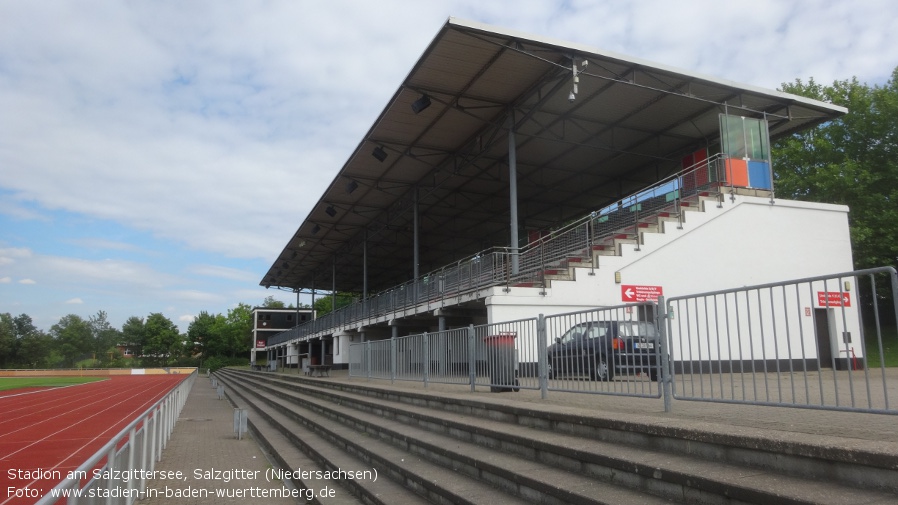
[0,376,106,391]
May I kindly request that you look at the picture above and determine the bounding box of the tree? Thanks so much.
[187,311,228,359]
[262,295,286,308]
[51,314,93,367]
[16,331,54,368]
[774,67,898,271]
[143,313,183,365]
[89,310,121,364]
[0,313,15,367]
[313,292,356,317]
[121,316,146,358]
[224,303,253,358]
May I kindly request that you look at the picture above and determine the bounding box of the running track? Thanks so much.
[0,374,189,505]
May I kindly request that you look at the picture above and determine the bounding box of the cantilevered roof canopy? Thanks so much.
[262,17,846,294]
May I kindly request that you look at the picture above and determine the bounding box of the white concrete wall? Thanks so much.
[486,195,860,362]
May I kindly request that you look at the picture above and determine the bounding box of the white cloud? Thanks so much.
[66,238,143,252]
[19,279,36,285]
[65,298,84,304]
[0,247,32,264]
[0,276,11,283]
[189,264,257,282]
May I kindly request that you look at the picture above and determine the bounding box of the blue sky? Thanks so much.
[2,0,897,332]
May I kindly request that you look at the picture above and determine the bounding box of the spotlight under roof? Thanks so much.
[411,94,431,114]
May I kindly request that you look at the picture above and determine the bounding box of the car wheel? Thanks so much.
[649,367,659,382]
[591,354,613,381]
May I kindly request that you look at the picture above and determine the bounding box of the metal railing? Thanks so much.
[349,303,664,399]
[349,268,898,415]
[271,154,731,347]
[36,370,197,505]
[666,267,898,413]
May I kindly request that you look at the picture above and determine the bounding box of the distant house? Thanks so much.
[115,344,136,359]
[251,307,313,365]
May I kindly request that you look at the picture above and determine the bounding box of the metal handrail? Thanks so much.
[268,154,732,346]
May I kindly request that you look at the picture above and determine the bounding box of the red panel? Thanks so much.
[724,158,749,187]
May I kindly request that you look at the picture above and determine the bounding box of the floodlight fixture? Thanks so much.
[372,146,388,162]
[325,205,337,217]
[311,224,321,235]
[346,180,359,194]
[411,94,431,114]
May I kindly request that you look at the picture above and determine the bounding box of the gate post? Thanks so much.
[468,325,476,392]
[365,341,372,379]
[537,314,548,399]
[423,332,430,388]
[657,296,673,412]
[390,336,397,384]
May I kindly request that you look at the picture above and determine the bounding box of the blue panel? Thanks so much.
[748,161,772,189]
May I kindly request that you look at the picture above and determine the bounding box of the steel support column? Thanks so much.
[508,114,519,275]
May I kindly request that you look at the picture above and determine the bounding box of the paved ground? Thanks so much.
[143,376,295,505]
[147,368,898,504]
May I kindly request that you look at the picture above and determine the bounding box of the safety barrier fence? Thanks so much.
[350,303,664,399]
[350,268,898,415]
[271,154,733,347]
[36,369,197,505]
[667,267,898,413]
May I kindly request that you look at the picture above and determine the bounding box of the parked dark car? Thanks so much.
[547,321,661,381]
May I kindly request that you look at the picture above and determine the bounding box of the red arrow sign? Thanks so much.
[817,291,850,307]
[621,284,663,302]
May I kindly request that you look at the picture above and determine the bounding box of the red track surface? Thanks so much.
[0,374,189,505]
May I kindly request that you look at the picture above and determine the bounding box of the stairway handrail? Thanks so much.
[266,154,727,346]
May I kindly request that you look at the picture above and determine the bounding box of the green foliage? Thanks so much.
[865,328,898,368]
[202,355,248,372]
[775,67,898,271]
[0,313,14,367]
[262,295,286,308]
[142,312,183,366]
[121,316,146,358]
[0,313,53,368]
[51,314,93,367]
[89,310,122,366]
[313,292,356,317]
[2,293,317,370]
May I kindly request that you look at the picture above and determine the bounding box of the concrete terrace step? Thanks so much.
[219,372,538,505]
[232,390,369,504]
[218,369,898,505]
[218,370,672,505]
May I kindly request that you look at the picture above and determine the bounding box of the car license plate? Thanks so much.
[634,342,654,349]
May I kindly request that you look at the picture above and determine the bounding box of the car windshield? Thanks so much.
[617,322,658,337]
[558,323,607,344]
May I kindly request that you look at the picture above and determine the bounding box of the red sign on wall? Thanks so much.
[817,291,851,307]
[256,339,266,348]
[621,285,663,302]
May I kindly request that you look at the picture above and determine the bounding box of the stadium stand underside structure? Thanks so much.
[257,17,846,368]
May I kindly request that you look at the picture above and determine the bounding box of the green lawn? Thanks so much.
[0,376,106,391]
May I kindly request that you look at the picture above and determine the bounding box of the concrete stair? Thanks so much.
[518,191,722,289]
[215,368,898,505]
